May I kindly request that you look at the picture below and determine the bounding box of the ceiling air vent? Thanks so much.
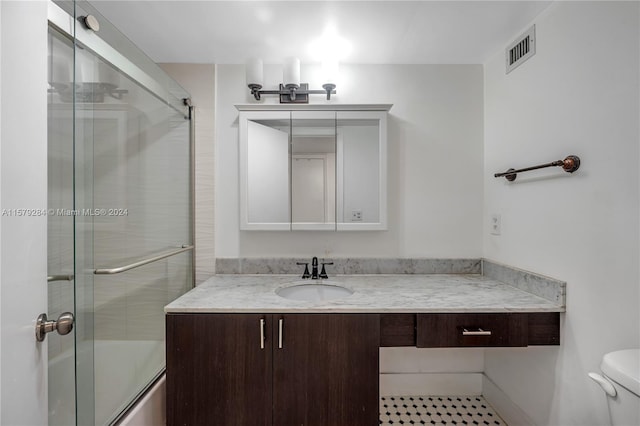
[506,25,536,74]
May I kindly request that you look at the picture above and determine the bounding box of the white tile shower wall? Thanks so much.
[483,2,640,425]
[90,81,191,342]
[215,64,484,259]
[160,63,216,284]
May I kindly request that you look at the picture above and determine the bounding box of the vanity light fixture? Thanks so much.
[246,57,336,103]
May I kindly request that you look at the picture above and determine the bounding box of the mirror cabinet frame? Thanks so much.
[238,104,391,231]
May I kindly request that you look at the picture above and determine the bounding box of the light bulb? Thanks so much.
[322,59,339,86]
[283,57,300,88]
[246,58,263,87]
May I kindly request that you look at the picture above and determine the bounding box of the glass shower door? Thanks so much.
[72,16,192,426]
[75,47,192,425]
[48,1,193,424]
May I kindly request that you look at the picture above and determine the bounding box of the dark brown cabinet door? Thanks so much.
[166,314,273,426]
[272,314,380,426]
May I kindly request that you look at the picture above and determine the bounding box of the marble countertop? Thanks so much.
[165,274,565,313]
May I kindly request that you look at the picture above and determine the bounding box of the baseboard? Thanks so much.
[482,374,535,426]
[116,374,166,426]
[380,373,483,396]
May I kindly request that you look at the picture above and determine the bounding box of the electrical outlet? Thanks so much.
[351,210,363,222]
[490,214,501,235]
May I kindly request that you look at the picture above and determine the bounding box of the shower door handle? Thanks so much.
[35,312,74,342]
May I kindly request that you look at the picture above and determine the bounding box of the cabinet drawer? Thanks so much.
[416,313,528,348]
[380,314,416,347]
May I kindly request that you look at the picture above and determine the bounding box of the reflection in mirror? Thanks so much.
[336,111,387,230]
[239,107,388,231]
[247,118,290,226]
[291,113,336,230]
[337,117,380,225]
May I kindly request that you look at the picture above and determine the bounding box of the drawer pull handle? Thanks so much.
[260,318,265,349]
[278,318,284,349]
[462,328,492,336]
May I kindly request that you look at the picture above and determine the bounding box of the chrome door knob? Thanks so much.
[35,312,74,342]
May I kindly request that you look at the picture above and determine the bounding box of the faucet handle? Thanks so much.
[319,262,333,279]
[296,262,310,279]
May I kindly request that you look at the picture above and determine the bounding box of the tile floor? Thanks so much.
[379,395,506,425]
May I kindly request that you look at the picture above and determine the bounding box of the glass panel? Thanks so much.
[336,116,381,226]
[47,27,76,426]
[291,112,336,231]
[92,253,192,424]
[68,2,193,424]
[75,44,191,424]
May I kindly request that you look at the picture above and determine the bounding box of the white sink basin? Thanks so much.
[276,283,354,302]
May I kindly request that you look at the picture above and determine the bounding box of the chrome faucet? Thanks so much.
[296,261,311,279]
[311,257,319,279]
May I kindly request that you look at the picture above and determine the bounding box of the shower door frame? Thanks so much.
[48,1,189,118]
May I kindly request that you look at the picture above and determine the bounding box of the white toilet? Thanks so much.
[589,349,640,425]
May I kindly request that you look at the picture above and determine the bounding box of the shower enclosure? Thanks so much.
[47,1,193,424]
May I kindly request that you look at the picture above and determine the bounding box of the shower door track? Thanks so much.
[47,0,189,118]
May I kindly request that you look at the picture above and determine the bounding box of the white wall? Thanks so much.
[159,63,216,282]
[0,0,3,415]
[0,1,49,424]
[483,2,640,425]
[215,64,484,258]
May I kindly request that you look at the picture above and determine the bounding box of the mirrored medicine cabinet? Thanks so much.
[238,105,391,231]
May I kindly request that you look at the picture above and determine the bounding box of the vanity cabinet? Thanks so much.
[166,313,380,426]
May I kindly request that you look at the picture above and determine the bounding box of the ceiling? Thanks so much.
[91,1,552,65]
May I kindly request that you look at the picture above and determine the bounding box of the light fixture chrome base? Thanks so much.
[248,83,337,103]
[280,83,307,103]
[248,84,263,101]
[322,84,336,100]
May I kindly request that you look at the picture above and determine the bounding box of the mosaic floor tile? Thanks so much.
[380,395,506,425]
